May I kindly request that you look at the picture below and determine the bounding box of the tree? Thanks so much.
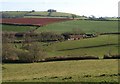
[20,42,46,62]
[71,14,77,19]
[2,43,18,61]
[28,43,46,62]
[32,10,35,12]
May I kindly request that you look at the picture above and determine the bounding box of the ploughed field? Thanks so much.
[1,18,72,26]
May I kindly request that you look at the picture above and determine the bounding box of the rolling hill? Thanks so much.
[2,11,85,19]
[36,20,118,34]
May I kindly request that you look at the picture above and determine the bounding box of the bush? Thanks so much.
[19,42,46,62]
[38,32,64,42]
[17,50,34,63]
[43,56,99,62]
[2,43,19,62]
[103,54,120,59]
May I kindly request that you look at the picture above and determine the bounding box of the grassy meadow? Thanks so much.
[36,20,118,33]
[2,59,119,82]
[41,35,119,58]
[24,11,80,18]
[2,25,36,32]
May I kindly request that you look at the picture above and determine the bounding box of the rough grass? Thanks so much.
[36,20,118,33]
[2,59,119,82]
[2,25,36,32]
[43,35,118,58]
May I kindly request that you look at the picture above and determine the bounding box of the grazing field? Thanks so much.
[2,25,36,32]
[24,11,80,18]
[36,20,118,33]
[12,35,118,58]
[2,59,119,82]
[2,11,29,18]
[2,11,28,15]
[43,35,118,58]
[25,11,49,16]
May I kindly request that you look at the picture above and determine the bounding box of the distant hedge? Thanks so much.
[41,56,99,62]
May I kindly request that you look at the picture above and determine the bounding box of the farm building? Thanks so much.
[47,9,57,12]
[68,35,84,40]
[68,34,97,40]
[83,34,97,38]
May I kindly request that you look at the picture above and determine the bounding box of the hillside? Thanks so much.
[36,20,118,33]
[24,11,82,18]
[42,35,118,58]
[2,11,85,19]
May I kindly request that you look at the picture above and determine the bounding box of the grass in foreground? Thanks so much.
[2,59,119,82]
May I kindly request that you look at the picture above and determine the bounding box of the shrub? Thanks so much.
[19,42,46,62]
[43,56,99,62]
[2,43,19,62]
[38,32,64,42]
[103,54,120,59]
[17,50,34,63]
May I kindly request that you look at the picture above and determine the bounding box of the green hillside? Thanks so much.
[24,11,49,16]
[24,11,82,18]
[2,11,29,18]
[42,35,118,58]
[36,20,118,33]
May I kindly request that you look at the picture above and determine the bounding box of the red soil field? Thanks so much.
[1,18,72,26]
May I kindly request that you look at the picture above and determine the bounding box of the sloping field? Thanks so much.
[24,11,80,18]
[24,11,49,16]
[2,11,29,18]
[43,35,118,57]
[1,18,72,26]
[2,59,118,82]
[36,20,118,33]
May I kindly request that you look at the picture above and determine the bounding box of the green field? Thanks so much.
[25,11,49,16]
[2,11,28,15]
[2,11,29,18]
[2,59,119,82]
[2,25,36,32]
[36,20,118,33]
[42,35,118,58]
[13,35,118,58]
[24,11,80,18]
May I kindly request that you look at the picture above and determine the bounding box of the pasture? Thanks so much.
[2,25,36,32]
[36,20,118,33]
[24,11,80,18]
[42,35,118,58]
[2,59,119,82]
[12,35,119,58]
